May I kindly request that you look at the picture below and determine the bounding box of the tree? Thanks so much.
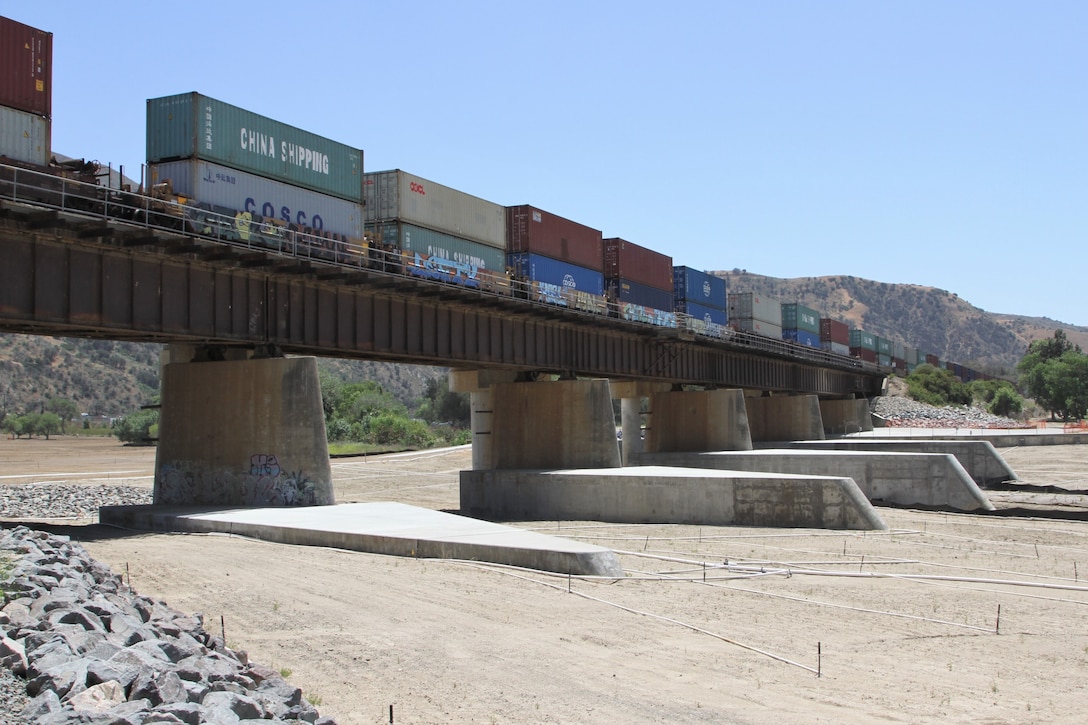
[416,376,470,426]
[1018,331,1088,421]
[114,409,159,444]
[905,364,972,406]
[46,397,79,433]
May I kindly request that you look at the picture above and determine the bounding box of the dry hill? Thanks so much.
[714,270,1088,373]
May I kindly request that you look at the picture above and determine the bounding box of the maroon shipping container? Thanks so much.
[850,347,877,363]
[925,354,940,366]
[506,205,603,272]
[603,237,673,292]
[819,318,850,346]
[0,16,52,118]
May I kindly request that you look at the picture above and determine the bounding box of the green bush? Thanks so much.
[988,387,1023,417]
[905,364,972,407]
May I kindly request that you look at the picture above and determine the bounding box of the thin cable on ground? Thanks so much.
[461,562,820,675]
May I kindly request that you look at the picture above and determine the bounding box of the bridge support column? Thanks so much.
[452,373,620,470]
[155,356,334,506]
[820,398,873,436]
[745,394,825,443]
[644,389,753,453]
[610,381,671,465]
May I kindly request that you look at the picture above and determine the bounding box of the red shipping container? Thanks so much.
[819,317,850,346]
[0,16,52,118]
[850,347,877,363]
[506,205,603,272]
[925,354,940,366]
[603,237,673,292]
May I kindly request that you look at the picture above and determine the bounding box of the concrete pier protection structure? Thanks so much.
[453,373,887,530]
[745,394,826,443]
[153,346,335,507]
[634,449,994,512]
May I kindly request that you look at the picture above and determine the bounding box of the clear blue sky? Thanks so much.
[10,2,1087,326]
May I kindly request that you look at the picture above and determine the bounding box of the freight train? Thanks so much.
[0,14,991,385]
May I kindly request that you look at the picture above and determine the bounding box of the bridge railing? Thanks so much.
[1,161,883,378]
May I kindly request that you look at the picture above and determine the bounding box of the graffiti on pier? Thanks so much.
[156,453,328,506]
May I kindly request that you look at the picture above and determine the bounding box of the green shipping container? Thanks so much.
[147,92,363,202]
[369,222,505,273]
[781,303,820,334]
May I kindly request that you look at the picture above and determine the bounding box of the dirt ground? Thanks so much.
[3,436,1088,724]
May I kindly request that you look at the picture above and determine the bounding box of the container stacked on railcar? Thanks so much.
[819,318,851,356]
[781,302,820,348]
[0,16,51,167]
[604,238,676,327]
[673,266,728,336]
[849,329,878,363]
[729,292,783,338]
[146,91,364,258]
[365,170,508,292]
[505,205,607,312]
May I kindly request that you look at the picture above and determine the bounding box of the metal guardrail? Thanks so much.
[0,161,881,377]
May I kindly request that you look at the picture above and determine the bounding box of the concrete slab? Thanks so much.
[633,449,994,512]
[98,502,624,577]
[460,466,888,530]
[780,439,1018,486]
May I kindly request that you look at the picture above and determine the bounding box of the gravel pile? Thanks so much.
[0,484,152,520]
[0,525,336,724]
[870,395,1026,429]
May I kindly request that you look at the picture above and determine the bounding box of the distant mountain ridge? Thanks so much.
[714,270,1088,373]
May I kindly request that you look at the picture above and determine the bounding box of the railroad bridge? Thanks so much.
[0,194,884,510]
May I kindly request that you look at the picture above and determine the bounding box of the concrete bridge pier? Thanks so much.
[154,346,334,506]
[745,394,826,443]
[644,388,753,453]
[450,373,622,470]
[820,398,874,436]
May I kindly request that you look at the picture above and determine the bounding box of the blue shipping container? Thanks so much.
[676,300,727,326]
[673,266,726,308]
[507,253,604,296]
[783,329,821,348]
[612,278,674,311]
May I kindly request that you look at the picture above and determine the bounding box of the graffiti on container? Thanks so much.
[156,456,324,506]
[535,281,569,306]
[406,251,479,287]
[620,303,677,328]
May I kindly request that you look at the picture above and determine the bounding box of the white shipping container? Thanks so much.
[0,105,50,167]
[728,292,782,326]
[364,169,505,250]
[735,317,783,339]
[149,160,363,238]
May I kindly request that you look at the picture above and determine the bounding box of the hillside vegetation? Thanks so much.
[0,333,445,419]
[715,270,1088,374]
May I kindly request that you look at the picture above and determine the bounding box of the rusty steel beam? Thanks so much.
[0,220,884,397]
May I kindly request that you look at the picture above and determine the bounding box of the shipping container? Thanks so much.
[728,292,782,326]
[506,252,605,296]
[150,160,363,238]
[925,353,940,367]
[735,318,783,339]
[906,347,920,366]
[603,238,673,291]
[673,266,726,308]
[876,336,892,356]
[819,318,850,346]
[0,105,49,166]
[676,300,727,327]
[781,303,820,334]
[0,16,51,117]
[822,341,851,357]
[892,341,906,361]
[505,205,603,272]
[364,169,504,249]
[849,329,876,351]
[146,92,363,201]
[783,329,821,348]
[878,354,892,367]
[851,347,878,363]
[610,277,674,312]
[372,221,505,277]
